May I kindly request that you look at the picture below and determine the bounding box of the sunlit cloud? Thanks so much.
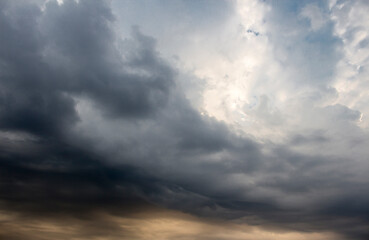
[0,0,368,239]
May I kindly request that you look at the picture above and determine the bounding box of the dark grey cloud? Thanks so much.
[0,0,173,138]
[0,139,150,213]
[0,1,368,240]
[0,1,77,136]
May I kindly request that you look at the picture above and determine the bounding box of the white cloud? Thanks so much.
[330,0,369,129]
[300,3,327,31]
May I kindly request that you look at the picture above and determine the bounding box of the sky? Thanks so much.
[0,0,368,239]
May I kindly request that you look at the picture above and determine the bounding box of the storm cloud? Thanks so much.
[0,0,368,239]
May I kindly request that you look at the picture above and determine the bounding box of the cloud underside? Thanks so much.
[0,0,368,239]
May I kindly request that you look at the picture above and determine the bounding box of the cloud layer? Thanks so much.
[0,0,368,239]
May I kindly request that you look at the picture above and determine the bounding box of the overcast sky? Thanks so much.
[0,0,369,239]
